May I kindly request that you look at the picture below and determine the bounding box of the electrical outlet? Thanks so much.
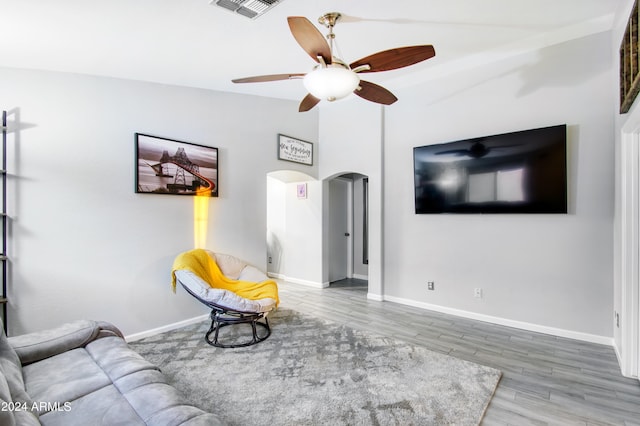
[268,256,272,264]
[474,288,483,298]
[615,311,620,328]
[427,281,435,291]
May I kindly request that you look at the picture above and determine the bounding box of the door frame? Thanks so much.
[620,121,640,380]
[328,176,354,282]
[347,178,354,278]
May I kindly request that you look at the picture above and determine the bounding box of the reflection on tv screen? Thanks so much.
[413,125,567,214]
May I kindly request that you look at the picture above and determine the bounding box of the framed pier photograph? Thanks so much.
[135,133,218,197]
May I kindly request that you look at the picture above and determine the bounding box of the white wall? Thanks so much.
[385,31,614,340]
[321,31,615,341]
[266,176,325,287]
[285,180,324,285]
[319,101,384,297]
[266,176,287,275]
[0,67,318,336]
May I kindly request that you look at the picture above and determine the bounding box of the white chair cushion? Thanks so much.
[237,265,269,283]
[211,252,247,280]
[175,270,276,313]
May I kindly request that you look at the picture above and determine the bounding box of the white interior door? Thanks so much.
[328,178,351,282]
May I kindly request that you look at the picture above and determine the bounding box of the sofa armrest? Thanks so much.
[94,320,125,339]
[7,320,124,366]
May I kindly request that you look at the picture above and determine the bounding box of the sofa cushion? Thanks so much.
[9,320,101,365]
[85,336,160,381]
[38,361,223,426]
[39,384,146,426]
[22,347,112,415]
[113,369,222,425]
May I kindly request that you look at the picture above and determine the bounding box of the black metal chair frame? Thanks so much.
[181,282,271,348]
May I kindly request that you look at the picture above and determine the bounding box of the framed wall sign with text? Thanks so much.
[278,134,313,166]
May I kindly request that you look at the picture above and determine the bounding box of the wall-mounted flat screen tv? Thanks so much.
[413,124,567,214]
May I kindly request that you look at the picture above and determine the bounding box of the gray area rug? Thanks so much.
[129,309,501,425]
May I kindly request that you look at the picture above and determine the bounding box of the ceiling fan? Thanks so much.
[231,12,436,112]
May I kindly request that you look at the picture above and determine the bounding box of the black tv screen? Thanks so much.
[413,124,567,214]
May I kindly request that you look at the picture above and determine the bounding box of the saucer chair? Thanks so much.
[171,249,279,348]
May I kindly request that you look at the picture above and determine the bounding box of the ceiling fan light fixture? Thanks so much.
[231,13,436,111]
[303,66,360,102]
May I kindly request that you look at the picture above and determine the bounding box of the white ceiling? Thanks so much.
[0,0,625,103]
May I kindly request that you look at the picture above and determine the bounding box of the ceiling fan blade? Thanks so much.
[299,93,321,112]
[354,80,398,105]
[232,73,305,83]
[350,45,435,73]
[287,17,332,64]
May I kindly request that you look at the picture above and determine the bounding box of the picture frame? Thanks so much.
[620,0,640,113]
[297,183,307,199]
[135,133,218,196]
[278,134,313,166]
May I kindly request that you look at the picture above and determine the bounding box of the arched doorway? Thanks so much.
[265,170,371,293]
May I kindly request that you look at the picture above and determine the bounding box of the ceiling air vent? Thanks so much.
[211,0,284,20]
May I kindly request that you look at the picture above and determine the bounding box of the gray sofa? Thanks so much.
[0,319,223,425]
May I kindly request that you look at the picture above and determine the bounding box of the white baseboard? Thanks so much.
[352,274,369,281]
[267,272,329,288]
[267,272,285,280]
[123,292,613,348]
[124,314,208,342]
[613,339,639,379]
[613,341,625,375]
[383,294,614,346]
[367,293,384,301]
[287,277,329,288]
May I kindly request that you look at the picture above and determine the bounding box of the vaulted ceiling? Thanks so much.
[0,0,624,102]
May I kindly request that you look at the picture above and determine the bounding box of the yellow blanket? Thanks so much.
[171,249,279,306]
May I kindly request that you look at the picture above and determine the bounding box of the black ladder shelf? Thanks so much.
[1,110,7,333]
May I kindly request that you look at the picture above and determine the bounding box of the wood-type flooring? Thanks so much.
[276,278,640,425]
